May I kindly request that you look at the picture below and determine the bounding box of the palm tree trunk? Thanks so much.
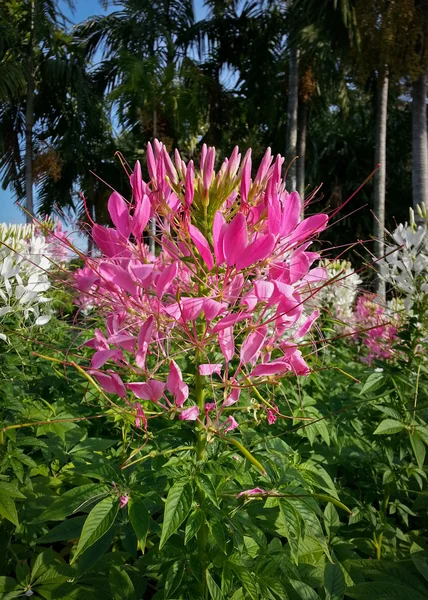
[297,101,307,203]
[25,0,35,223]
[286,44,299,191]
[374,67,389,299]
[412,70,428,216]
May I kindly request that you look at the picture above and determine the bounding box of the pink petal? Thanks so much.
[223,213,248,267]
[179,406,200,421]
[91,371,126,398]
[288,350,310,375]
[240,326,267,363]
[223,416,239,432]
[286,214,328,246]
[136,316,154,368]
[289,250,310,284]
[280,191,301,236]
[92,225,124,258]
[199,364,222,376]
[108,192,130,238]
[254,147,272,185]
[130,160,144,203]
[188,224,214,270]
[212,311,251,333]
[295,310,320,339]
[167,360,189,407]
[156,261,178,298]
[203,298,227,321]
[240,149,252,203]
[180,297,205,322]
[235,233,275,270]
[131,194,151,238]
[91,349,123,369]
[99,262,135,296]
[254,280,275,302]
[127,380,166,401]
[218,326,235,362]
[223,388,240,407]
[184,160,195,206]
[237,487,267,498]
[267,181,281,237]
[251,361,290,377]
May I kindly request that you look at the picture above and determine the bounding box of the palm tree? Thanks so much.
[412,0,428,214]
[0,0,76,222]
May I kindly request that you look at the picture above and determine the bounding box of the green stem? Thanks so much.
[222,436,267,476]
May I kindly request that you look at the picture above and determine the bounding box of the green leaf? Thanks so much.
[290,579,320,599]
[207,570,224,600]
[70,438,117,454]
[324,559,345,600]
[37,516,86,544]
[211,518,227,554]
[109,566,136,600]
[71,496,119,563]
[128,497,149,552]
[184,508,204,545]
[159,479,193,549]
[277,499,302,562]
[0,493,18,526]
[164,561,185,598]
[230,589,245,600]
[32,483,110,522]
[0,481,26,499]
[360,372,384,395]
[30,549,53,583]
[373,419,405,435]
[0,577,19,594]
[410,432,426,469]
[346,582,427,600]
[412,551,428,582]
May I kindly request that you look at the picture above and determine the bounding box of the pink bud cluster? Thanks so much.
[74,140,329,435]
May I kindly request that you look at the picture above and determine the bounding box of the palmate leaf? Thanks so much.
[410,432,426,469]
[184,507,204,545]
[71,496,120,563]
[32,483,111,523]
[159,479,193,549]
[277,499,302,563]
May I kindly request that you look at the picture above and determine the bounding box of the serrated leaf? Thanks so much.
[0,481,26,499]
[32,483,110,523]
[164,561,185,598]
[30,548,53,583]
[211,518,227,554]
[37,516,86,544]
[0,493,18,526]
[373,419,405,435]
[207,570,224,600]
[324,559,345,600]
[184,508,204,545]
[277,499,302,562]
[159,479,193,549]
[0,577,20,594]
[360,373,384,395]
[410,432,426,469]
[71,496,119,563]
[128,497,149,552]
[109,566,136,600]
[290,579,320,600]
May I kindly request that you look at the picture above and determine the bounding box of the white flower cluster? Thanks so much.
[0,223,63,336]
[312,259,362,323]
[380,223,428,311]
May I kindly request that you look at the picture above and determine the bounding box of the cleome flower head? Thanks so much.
[75,141,330,436]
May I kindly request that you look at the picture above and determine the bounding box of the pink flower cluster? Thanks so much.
[353,294,400,364]
[74,140,329,435]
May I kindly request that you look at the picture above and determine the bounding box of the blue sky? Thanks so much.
[0,0,208,224]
